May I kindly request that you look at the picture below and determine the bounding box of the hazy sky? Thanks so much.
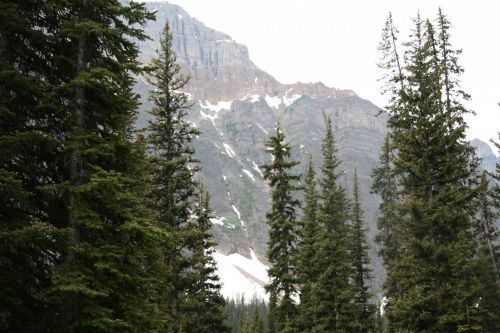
[161,0,499,150]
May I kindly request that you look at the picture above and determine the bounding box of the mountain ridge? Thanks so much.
[132,1,497,298]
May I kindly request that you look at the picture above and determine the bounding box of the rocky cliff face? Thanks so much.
[133,1,498,296]
[137,1,279,101]
[135,0,386,260]
[471,139,500,173]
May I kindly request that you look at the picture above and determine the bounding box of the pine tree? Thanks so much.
[0,2,71,331]
[309,118,353,333]
[371,136,402,330]
[146,21,200,333]
[182,189,230,333]
[372,137,401,269]
[46,1,162,332]
[261,123,300,333]
[242,304,265,333]
[377,10,496,333]
[476,173,499,277]
[474,172,500,332]
[350,169,375,333]
[297,156,318,332]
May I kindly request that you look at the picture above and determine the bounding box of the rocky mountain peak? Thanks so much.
[471,138,499,173]
[135,1,387,269]
[139,1,278,100]
[134,1,499,299]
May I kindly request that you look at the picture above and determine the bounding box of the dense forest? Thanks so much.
[0,1,498,333]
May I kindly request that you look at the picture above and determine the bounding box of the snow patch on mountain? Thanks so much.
[232,205,241,220]
[223,143,236,158]
[242,169,256,182]
[210,216,226,226]
[199,100,232,126]
[265,94,281,109]
[257,123,268,134]
[201,100,232,112]
[283,93,302,106]
[214,248,269,300]
[252,162,264,178]
[200,110,216,126]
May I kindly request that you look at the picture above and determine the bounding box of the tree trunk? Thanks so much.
[66,2,88,330]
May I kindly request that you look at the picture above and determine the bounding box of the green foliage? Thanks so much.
[181,190,230,333]
[1,0,162,332]
[309,118,354,333]
[225,297,269,333]
[146,21,200,333]
[296,157,319,332]
[377,9,499,333]
[350,170,376,333]
[261,124,300,333]
[0,1,66,331]
[147,22,229,333]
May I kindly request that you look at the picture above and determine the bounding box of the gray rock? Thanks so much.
[133,1,498,295]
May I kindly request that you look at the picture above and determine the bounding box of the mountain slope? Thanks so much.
[133,1,388,295]
[133,1,498,298]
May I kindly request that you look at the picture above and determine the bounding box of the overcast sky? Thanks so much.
[162,0,499,151]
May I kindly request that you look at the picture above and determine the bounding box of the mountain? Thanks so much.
[133,1,497,299]
[471,139,500,173]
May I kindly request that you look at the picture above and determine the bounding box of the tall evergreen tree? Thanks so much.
[377,10,498,332]
[0,2,67,331]
[350,169,375,333]
[371,136,402,331]
[297,156,319,332]
[476,173,499,277]
[474,172,500,332]
[309,118,353,333]
[182,189,230,333]
[371,137,401,270]
[261,124,300,333]
[2,1,161,331]
[46,1,162,332]
[146,22,200,333]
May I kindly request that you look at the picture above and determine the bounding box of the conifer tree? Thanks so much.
[182,190,229,333]
[46,1,162,332]
[242,305,265,333]
[350,169,375,333]
[261,124,300,333]
[371,136,402,328]
[297,156,318,332]
[309,118,353,333]
[371,137,401,269]
[0,2,67,331]
[474,172,500,332]
[476,173,499,277]
[377,10,497,332]
[146,22,200,333]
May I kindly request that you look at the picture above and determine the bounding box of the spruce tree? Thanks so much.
[309,118,353,333]
[261,124,300,333]
[474,172,500,332]
[182,190,230,333]
[0,2,67,331]
[476,173,499,277]
[350,169,375,333]
[146,22,200,333]
[371,136,401,269]
[297,156,319,332]
[377,10,497,333]
[47,1,162,332]
[371,136,402,329]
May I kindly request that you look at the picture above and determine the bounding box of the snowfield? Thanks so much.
[213,249,269,300]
